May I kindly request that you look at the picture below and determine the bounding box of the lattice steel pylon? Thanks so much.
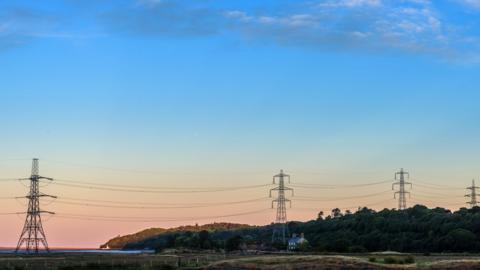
[15,158,56,254]
[466,179,479,208]
[270,170,294,244]
[392,168,412,210]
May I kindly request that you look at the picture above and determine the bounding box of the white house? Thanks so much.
[288,233,308,251]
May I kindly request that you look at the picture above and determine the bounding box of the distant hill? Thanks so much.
[102,205,480,253]
[101,222,253,249]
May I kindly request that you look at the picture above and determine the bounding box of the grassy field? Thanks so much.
[0,252,227,270]
[207,254,480,270]
[1,252,480,270]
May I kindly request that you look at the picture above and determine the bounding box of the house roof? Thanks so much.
[288,237,306,244]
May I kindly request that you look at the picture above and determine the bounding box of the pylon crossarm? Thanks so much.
[39,193,57,198]
[18,211,55,215]
[271,200,279,208]
[284,187,294,196]
[284,199,292,208]
[37,176,53,181]
[269,187,279,197]
[20,194,57,199]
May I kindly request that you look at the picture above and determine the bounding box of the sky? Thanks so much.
[1,0,480,248]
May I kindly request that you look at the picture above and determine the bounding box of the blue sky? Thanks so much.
[1,0,480,182]
[2,0,480,247]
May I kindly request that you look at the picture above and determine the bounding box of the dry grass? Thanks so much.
[206,255,480,270]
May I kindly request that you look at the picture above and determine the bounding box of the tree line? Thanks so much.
[105,205,480,253]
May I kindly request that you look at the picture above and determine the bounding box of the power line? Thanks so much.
[294,198,395,212]
[0,212,19,215]
[53,178,269,191]
[42,159,270,176]
[412,189,465,197]
[58,196,269,206]
[46,181,271,193]
[0,178,22,182]
[414,193,464,200]
[53,208,271,223]
[289,170,382,175]
[410,200,466,207]
[295,190,392,202]
[412,181,464,190]
[53,197,268,209]
[291,179,392,189]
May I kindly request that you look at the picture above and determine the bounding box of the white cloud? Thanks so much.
[225,2,449,55]
[136,0,163,8]
[99,0,480,63]
[458,0,480,9]
[318,0,382,8]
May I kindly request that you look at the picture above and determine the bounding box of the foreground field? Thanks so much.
[208,255,480,270]
[1,253,480,270]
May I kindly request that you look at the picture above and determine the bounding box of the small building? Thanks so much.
[288,233,308,251]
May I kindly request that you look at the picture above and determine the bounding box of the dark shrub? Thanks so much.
[404,256,415,264]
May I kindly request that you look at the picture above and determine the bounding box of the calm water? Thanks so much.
[0,249,154,254]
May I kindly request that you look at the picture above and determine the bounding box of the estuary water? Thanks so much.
[0,249,155,254]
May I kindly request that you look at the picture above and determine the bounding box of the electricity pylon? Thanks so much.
[466,179,479,207]
[392,168,412,210]
[15,159,56,254]
[270,170,293,244]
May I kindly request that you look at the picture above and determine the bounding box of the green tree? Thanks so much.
[198,230,210,249]
[225,235,244,251]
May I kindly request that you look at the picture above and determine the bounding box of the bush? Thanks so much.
[368,257,377,263]
[297,241,311,252]
[383,256,415,265]
[225,235,244,251]
[349,245,367,253]
[384,257,398,264]
[404,255,415,264]
[152,265,175,270]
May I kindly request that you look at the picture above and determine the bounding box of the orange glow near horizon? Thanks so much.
[0,160,468,248]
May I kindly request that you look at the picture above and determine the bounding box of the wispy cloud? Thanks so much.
[0,8,47,50]
[222,0,480,62]
[2,0,480,63]
[100,1,220,37]
[457,0,480,10]
[0,5,100,52]
[317,0,382,8]
[94,0,480,62]
[224,1,447,53]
